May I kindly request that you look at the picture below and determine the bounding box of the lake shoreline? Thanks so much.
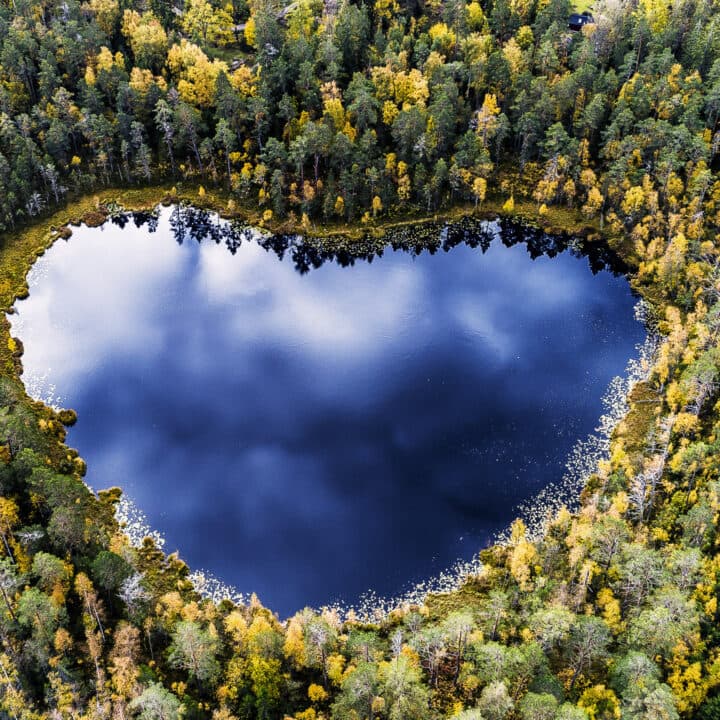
[11,211,644,613]
[0,183,661,620]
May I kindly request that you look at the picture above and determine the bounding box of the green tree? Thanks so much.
[519,692,558,720]
[168,620,221,685]
[380,655,429,720]
[332,662,379,720]
[129,683,181,720]
[565,617,611,691]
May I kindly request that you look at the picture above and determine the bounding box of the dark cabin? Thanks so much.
[568,11,594,30]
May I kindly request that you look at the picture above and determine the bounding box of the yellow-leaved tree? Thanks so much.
[476,93,500,147]
[182,0,234,47]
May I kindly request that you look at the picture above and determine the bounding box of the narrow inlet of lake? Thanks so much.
[9,207,644,616]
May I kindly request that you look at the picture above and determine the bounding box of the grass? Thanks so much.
[573,0,594,13]
[613,381,663,468]
[204,43,252,64]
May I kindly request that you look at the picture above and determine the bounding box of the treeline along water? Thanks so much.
[9,207,644,616]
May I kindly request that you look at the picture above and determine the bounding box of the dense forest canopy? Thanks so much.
[1,0,720,717]
[0,0,718,230]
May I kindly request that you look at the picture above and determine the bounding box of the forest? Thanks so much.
[1,0,720,716]
[0,0,718,230]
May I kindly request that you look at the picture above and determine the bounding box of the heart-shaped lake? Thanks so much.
[9,207,644,616]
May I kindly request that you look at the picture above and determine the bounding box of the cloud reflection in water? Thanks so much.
[10,208,643,615]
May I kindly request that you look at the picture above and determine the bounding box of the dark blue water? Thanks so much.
[10,207,643,616]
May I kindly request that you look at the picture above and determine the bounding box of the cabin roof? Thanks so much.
[568,11,594,29]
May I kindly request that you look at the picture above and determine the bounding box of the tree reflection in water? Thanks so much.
[108,204,628,277]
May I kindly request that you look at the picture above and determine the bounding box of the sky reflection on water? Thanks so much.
[10,208,644,615]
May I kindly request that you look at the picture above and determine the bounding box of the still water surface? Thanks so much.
[10,207,643,615]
